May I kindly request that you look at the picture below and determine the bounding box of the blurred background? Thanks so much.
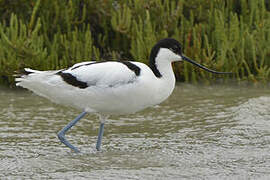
[0,0,270,86]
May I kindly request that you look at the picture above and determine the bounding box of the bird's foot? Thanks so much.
[57,132,80,153]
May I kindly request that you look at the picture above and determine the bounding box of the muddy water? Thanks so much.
[0,84,269,179]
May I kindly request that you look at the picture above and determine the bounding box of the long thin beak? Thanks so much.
[181,55,232,74]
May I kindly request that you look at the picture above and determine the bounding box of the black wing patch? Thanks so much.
[57,71,88,89]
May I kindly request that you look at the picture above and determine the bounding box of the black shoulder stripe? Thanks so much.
[71,63,94,70]
[119,61,141,76]
[56,71,88,89]
[71,61,108,70]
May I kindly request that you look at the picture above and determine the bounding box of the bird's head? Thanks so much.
[150,38,232,75]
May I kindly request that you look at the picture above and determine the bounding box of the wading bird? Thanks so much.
[16,38,231,152]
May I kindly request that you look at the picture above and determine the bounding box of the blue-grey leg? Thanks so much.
[57,111,87,153]
[96,122,105,151]
[96,114,108,151]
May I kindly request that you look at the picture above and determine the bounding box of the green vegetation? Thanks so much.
[0,0,270,86]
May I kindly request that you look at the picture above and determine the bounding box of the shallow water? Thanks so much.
[0,84,269,179]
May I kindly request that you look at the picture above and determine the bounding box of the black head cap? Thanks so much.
[150,38,182,59]
[149,38,183,78]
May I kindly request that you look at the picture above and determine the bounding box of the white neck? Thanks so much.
[155,48,176,80]
[153,50,176,103]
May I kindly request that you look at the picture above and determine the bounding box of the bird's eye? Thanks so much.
[169,46,178,54]
[169,47,175,52]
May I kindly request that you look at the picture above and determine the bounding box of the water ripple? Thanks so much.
[0,84,270,179]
